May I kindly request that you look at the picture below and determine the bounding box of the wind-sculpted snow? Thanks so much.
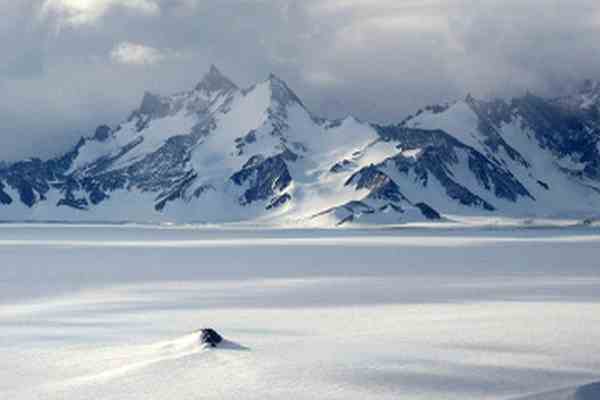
[0,68,599,225]
[1,226,600,399]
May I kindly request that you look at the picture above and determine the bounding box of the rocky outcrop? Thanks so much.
[200,328,223,348]
[230,154,292,206]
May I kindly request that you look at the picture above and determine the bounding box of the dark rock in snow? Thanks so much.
[330,159,356,173]
[346,165,408,203]
[200,328,223,347]
[231,154,292,205]
[154,171,198,212]
[266,193,292,210]
[375,126,526,211]
[537,180,550,190]
[280,147,299,162]
[415,202,442,220]
[57,197,89,210]
[0,181,12,205]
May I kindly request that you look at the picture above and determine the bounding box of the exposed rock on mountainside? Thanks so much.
[1,67,599,225]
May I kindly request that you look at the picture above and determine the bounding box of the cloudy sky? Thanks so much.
[1,0,599,161]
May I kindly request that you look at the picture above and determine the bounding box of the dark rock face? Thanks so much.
[346,165,391,191]
[266,193,291,210]
[0,68,242,217]
[0,150,77,209]
[330,159,356,173]
[312,200,376,226]
[154,171,198,212]
[0,181,12,205]
[415,202,441,220]
[374,88,600,214]
[514,94,600,180]
[466,96,529,166]
[235,130,258,155]
[0,117,201,212]
[200,328,223,348]
[57,196,88,210]
[337,201,375,225]
[230,154,292,205]
[537,180,550,190]
[0,134,83,210]
[375,126,537,211]
[346,165,408,203]
[315,199,432,226]
[467,151,533,202]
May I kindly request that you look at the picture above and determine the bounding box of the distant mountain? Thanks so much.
[1,66,599,226]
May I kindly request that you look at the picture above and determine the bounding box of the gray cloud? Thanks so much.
[1,0,600,161]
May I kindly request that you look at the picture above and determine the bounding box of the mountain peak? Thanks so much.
[266,73,305,108]
[268,72,284,82]
[195,65,238,94]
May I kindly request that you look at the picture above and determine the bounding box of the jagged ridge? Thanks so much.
[0,66,599,226]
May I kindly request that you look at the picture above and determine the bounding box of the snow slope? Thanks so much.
[1,225,600,399]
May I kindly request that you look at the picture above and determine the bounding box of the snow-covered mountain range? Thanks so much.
[1,66,600,225]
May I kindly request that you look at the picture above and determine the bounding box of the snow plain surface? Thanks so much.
[1,225,599,400]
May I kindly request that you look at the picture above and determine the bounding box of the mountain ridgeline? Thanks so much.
[1,67,600,225]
